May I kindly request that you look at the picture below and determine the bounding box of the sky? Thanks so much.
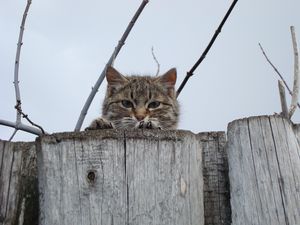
[1,0,300,141]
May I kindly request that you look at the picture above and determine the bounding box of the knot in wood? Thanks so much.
[87,170,96,183]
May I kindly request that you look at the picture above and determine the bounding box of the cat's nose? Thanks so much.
[135,115,145,121]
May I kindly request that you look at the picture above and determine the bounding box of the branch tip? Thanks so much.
[74,0,149,131]
[176,0,239,97]
[289,26,299,118]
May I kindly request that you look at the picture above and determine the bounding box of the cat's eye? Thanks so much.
[121,100,134,108]
[148,101,161,109]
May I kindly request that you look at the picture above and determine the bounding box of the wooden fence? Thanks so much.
[0,115,299,225]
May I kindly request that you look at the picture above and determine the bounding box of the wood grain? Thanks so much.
[0,141,38,225]
[37,129,204,225]
[200,132,230,225]
[3,115,298,225]
[227,115,300,225]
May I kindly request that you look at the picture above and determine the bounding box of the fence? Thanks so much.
[0,115,299,225]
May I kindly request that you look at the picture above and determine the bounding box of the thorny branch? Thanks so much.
[74,0,149,131]
[0,0,46,140]
[176,0,239,98]
[151,46,160,76]
[259,43,300,109]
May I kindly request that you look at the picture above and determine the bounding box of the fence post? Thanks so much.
[2,114,299,225]
[37,129,205,225]
[0,141,38,225]
[200,132,231,225]
[227,115,300,225]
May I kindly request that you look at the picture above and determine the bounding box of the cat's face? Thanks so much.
[102,66,179,129]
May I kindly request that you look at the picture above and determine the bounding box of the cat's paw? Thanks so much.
[138,121,161,130]
[85,118,113,130]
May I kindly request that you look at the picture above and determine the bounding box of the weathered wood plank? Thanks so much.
[292,123,300,151]
[2,116,299,225]
[125,130,204,225]
[200,132,230,225]
[37,130,127,225]
[37,130,204,225]
[0,141,38,225]
[227,115,300,225]
[269,116,300,223]
[258,117,287,224]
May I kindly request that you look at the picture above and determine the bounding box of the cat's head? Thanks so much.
[102,66,179,129]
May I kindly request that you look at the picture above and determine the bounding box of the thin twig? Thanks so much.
[259,43,300,109]
[176,0,239,97]
[8,130,18,142]
[15,102,46,134]
[74,0,149,131]
[151,46,160,76]
[14,0,32,124]
[9,0,32,140]
[1,0,46,140]
[278,80,288,118]
[289,26,299,118]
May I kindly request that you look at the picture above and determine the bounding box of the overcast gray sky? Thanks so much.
[1,0,300,141]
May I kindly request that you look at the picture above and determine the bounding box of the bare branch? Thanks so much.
[15,102,46,134]
[9,129,18,142]
[0,119,44,136]
[278,80,288,118]
[151,46,160,76]
[259,42,300,109]
[289,26,299,118]
[13,0,32,134]
[0,0,47,139]
[74,0,149,131]
[2,103,46,139]
[176,0,239,98]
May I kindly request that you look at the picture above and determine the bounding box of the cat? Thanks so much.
[86,66,179,130]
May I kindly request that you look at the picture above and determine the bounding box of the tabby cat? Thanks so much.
[86,66,179,130]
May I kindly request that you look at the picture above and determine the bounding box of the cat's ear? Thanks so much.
[106,66,128,86]
[156,68,177,86]
[155,68,177,97]
[106,66,128,96]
